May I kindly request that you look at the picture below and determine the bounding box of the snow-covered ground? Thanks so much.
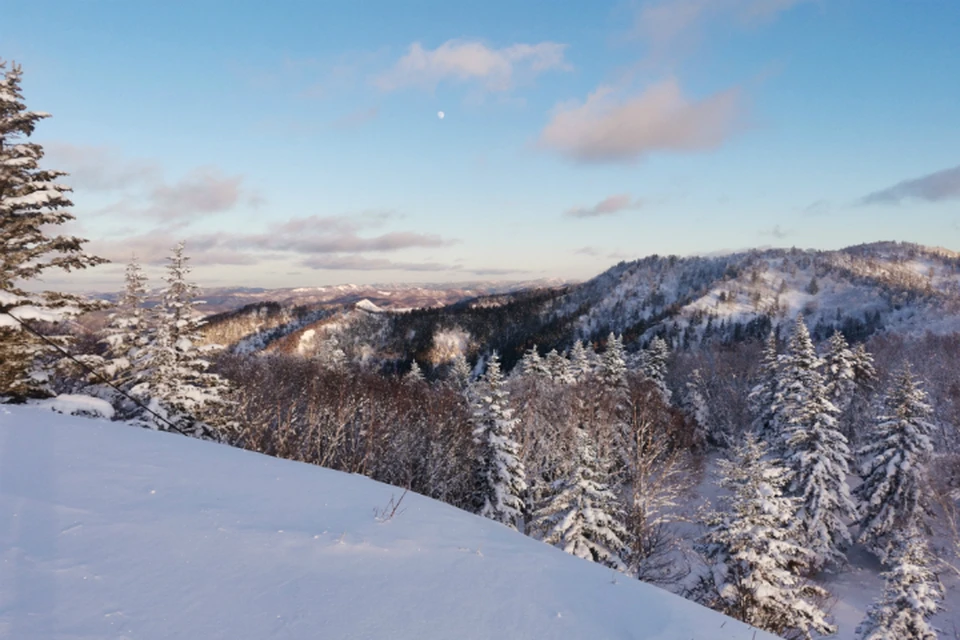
[0,406,775,640]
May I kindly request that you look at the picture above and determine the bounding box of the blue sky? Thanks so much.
[4,0,960,290]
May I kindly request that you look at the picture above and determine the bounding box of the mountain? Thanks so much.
[202,242,960,370]
[0,405,775,640]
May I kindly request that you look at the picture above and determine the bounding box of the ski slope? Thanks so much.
[0,405,776,639]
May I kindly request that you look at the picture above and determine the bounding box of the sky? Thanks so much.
[3,0,960,291]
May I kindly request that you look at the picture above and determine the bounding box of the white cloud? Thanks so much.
[374,39,570,92]
[538,78,742,163]
[860,164,960,205]
[565,194,643,218]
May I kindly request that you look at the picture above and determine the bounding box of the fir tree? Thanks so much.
[640,336,671,399]
[694,434,835,640]
[568,340,594,380]
[776,315,855,570]
[681,368,711,450]
[854,366,935,561]
[855,529,943,640]
[404,360,425,384]
[101,257,149,387]
[132,242,232,440]
[823,330,856,413]
[748,330,781,445]
[448,352,473,392]
[0,61,106,398]
[532,424,628,571]
[471,353,527,529]
[518,345,548,379]
[598,333,627,389]
[545,348,574,385]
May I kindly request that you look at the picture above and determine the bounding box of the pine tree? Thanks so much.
[598,333,627,389]
[101,257,149,387]
[532,424,628,570]
[471,353,527,529]
[854,366,935,561]
[0,60,106,398]
[776,315,855,570]
[640,336,671,399]
[132,242,232,440]
[694,434,835,639]
[748,330,781,445]
[855,529,943,640]
[568,340,594,380]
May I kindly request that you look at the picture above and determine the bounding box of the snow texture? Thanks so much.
[0,405,776,639]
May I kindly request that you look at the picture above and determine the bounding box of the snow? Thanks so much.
[34,394,115,419]
[0,405,775,640]
[355,298,384,313]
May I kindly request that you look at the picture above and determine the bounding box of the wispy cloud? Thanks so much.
[630,0,812,58]
[538,78,743,163]
[565,194,644,218]
[45,143,161,191]
[374,39,570,92]
[860,164,960,205]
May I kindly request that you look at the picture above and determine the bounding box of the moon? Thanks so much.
[437,111,445,120]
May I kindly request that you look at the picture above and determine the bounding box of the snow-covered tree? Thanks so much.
[640,336,671,399]
[447,352,473,392]
[533,424,628,571]
[748,330,781,445]
[132,242,232,440]
[823,330,856,413]
[855,366,935,561]
[471,352,527,529]
[518,345,548,379]
[0,60,106,398]
[693,434,835,639]
[545,348,574,385]
[404,359,425,384]
[101,257,149,386]
[316,335,348,371]
[568,340,594,380]
[681,368,711,450]
[598,333,627,389]
[855,529,943,640]
[852,343,877,386]
[776,315,855,570]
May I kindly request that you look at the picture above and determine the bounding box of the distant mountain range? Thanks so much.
[201,242,960,369]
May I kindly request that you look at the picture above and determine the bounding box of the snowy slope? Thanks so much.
[0,406,776,640]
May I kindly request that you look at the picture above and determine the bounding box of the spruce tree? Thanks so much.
[404,360,425,384]
[854,366,935,561]
[776,315,855,570]
[855,529,943,640]
[532,424,628,571]
[0,60,106,398]
[132,242,232,440]
[471,353,527,529]
[694,434,835,639]
[448,352,472,391]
